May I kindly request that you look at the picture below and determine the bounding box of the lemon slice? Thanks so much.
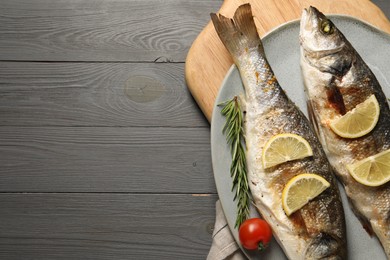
[262,133,313,169]
[282,173,330,216]
[346,149,390,187]
[330,94,380,138]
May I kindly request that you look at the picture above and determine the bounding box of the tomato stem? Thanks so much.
[258,242,267,251]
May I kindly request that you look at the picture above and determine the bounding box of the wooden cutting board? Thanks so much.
[185,0,390,122]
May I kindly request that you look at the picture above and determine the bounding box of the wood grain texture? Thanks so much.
[185,0,390,121]
[0,127,215,193]
[0,193,217,260]
[0,62,207,127]
[0,0,221,62]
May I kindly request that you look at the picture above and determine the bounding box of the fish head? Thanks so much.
[300,6,353,77]
[300,6,343,52]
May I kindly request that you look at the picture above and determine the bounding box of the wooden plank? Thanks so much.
[0,127,215,193]
[0,0,220,62]
[0,62,207,127]
[0,193,217,260]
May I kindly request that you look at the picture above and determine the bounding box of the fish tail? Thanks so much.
[210,4,263,60]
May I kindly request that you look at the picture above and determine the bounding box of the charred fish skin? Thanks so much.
[300,6,390,257]
[211,4,347,259]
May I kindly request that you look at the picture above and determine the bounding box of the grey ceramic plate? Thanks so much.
[211,15,390,260]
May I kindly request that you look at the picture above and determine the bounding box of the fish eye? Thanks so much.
[321,20,334,35]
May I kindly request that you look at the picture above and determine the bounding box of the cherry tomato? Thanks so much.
[239,218,272,251]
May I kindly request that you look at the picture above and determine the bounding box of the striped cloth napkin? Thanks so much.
[207,200,246,260]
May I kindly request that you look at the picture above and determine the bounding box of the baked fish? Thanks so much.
[300,6,390,257]
[211,4,347,259]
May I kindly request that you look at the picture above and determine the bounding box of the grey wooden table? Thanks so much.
[0,1,389,259]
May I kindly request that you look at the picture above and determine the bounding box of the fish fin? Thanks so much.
[307,100,321,138]
[348,197,375,236]
[210,4,263,59]
[326,81,346,115]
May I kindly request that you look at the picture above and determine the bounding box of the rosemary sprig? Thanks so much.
[219,96,250,228]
